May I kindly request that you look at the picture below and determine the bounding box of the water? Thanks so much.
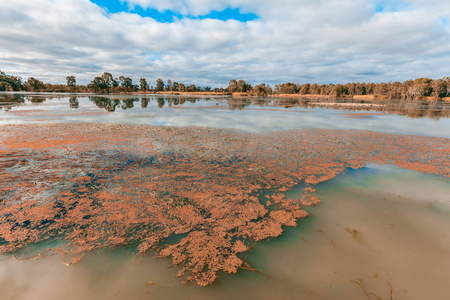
[1,93,449,299]
[1,93,449,137]
[1,165,449,300]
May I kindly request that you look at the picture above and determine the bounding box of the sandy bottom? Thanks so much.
[1,165,449,300]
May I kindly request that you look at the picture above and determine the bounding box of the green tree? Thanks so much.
[88,72,118,93]
[139,78,148,91]
[66,76,76,87]
[119,76,133,92]
[156,78,164,91]
[188,84,197,92]
[66,75,76,92]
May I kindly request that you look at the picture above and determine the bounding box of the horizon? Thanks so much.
[1,0,449,86]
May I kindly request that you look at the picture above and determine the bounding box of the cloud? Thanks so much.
[0,0,449,86]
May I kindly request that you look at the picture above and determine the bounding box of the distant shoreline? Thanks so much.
[2,90,450,102]
[140,92,450,101]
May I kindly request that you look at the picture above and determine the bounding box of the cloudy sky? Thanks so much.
[0,0,449,87]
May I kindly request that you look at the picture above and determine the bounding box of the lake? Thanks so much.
[0,93,449,300]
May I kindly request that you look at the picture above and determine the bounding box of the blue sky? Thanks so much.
[91,0,258,22]
[0,0,449,86]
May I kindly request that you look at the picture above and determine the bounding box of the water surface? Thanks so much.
[0,93,449,299]
[1,92,449,137]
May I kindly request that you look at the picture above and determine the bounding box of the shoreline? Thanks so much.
[2,90,449,102]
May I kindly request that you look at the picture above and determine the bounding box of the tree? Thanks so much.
[102,72,117,90]
[227,79,238,93]
[251,83,272,96]
[388,81,403,99]
[274,82,298,94]
[25,77,45,92]
[89,76,106,93]
[237,80,252,93]
[88,72,118,93]
[374,82,389,96]
[407,78,432,99]
[309,83,320,95]
[178,83,186,92]
[119,76,133,92]
[66,76,76,87]
[355,82,365,95]
[187,84,197,92]
[431,78,447,98]
[139,78,148,91]
[156,78,164,91]
[66,75,76,92]
[0,70,23,91]
[299,83,310,95]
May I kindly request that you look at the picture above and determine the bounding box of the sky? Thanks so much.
[0,0,449,87]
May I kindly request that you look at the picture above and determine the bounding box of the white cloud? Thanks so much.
[0,0,449,86]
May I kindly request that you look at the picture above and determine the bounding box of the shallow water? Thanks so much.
[0,93,449,299]
[1,93,449,137]
[1,165,449,300]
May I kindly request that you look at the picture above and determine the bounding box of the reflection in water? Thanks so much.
[0,93,25,111]
[0,93,449,299]
[69,97,79,109]
[84,95,448,119]
[141,97,149,108]
[157,98,164,108]
[89,97,121,112]
[1,93,448,119]
[27,95,46,104]
[121,98,139,110]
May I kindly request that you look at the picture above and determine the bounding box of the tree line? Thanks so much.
[1,70,449,100]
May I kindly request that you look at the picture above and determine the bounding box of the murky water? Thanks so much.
[1,165,449,300]
[1,93,449,299]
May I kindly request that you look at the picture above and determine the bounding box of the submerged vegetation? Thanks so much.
[1,70,450,100]
[1,123,449,286]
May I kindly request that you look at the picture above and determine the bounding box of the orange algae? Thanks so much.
[0,123,449,286]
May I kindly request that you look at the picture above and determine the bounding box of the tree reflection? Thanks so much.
[0,93,447,120]
[0,94,25,110]
[141,97,150,108]
[121,98,138,110]
[89,97,120,112]
[69,97,79,109]
[157,98,165,108]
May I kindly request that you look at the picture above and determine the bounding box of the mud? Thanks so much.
[0,123,448,286]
